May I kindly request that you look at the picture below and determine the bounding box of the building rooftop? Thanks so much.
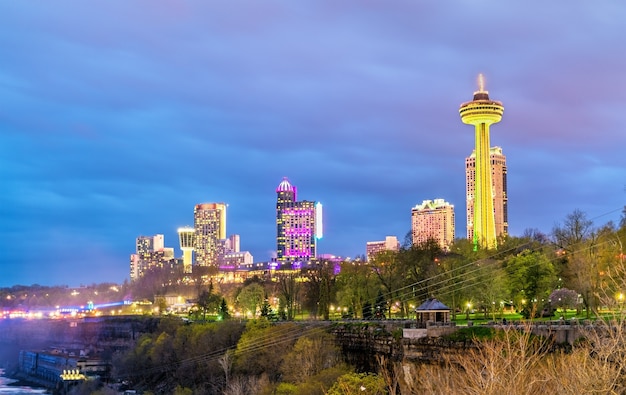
[276,177,295,193]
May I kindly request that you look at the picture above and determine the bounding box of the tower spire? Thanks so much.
[477,73,485,93]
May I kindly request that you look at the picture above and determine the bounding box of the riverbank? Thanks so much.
[0,369,48,394]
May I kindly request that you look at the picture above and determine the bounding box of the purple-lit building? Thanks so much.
[276,177,322,263]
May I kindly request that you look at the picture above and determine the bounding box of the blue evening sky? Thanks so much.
[1,1,625,287]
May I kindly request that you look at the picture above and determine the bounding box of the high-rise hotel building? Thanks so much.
[276,177,322,263]
[194,203,227,267]
[130,234,175,280]
[411,199,455,249]
[366,236,400,262]
[465,147,508,243]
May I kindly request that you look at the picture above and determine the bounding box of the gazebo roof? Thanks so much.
[415,298,450,312]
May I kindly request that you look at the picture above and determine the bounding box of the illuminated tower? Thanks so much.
[177,226,195,274]
[194,203,227,267]
[459,74,504,249]
[276,177,323,263]
[466,147,508,243]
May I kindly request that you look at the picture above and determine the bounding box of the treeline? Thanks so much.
[173,208,626,323]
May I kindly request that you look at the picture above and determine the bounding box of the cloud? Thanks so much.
[1,1,625,286]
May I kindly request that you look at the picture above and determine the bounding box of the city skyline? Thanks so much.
[1,2,626,287]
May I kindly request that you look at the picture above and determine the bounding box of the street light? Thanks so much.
[466,302,472,320]
[60,369,86,394]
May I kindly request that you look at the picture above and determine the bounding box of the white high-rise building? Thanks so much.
[411,199,455,249]
[465,147,508,242]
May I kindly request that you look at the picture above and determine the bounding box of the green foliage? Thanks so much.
[327,372,387,395]
[277,273,299,320]
[237,282,265,317]
[280,331,340,384]
[391,327,403,341]
[273,383,299,395]
[114,320,245,394]
[191,286,222,321]
[173,386,193,395]
[443,326,497,341]
[218,297,230,320]
[335,260,378,319]
[233,320,298,379]
[504,249,557,309]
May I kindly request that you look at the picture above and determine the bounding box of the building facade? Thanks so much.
[194,203,227,267]
[130,234,176,280]
[276,177,321,263]
[366,236,400,262]
[411,199,455,249]
[465,146,508,243]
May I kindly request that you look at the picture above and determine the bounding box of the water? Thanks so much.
[0,370,47,395]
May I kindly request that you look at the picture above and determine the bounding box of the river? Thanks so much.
[0,370,47,395]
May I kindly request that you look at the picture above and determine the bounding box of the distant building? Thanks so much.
[130,235,176,281]
[177,226,195,274]
[221,251,254,269]
[227,234,241,253]
[194,203,227,267]
[465,146,508,243]
[366,236,400,262]
[411,199,455,249]
[276,177,322,263]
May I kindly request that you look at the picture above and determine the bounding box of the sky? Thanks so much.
[1,1,625,287]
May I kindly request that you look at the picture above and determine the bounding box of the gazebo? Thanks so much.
[415,298,451,325]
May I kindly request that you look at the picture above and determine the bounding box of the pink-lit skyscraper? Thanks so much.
[276,177,322,263]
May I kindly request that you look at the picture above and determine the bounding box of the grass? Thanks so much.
[451,309,593,326]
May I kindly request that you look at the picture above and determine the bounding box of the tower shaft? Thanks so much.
[473,123,497,249]
[182,249,193,274]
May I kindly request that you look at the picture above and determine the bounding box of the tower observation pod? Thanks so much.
[459,74,504,250]
[177,227,195,274]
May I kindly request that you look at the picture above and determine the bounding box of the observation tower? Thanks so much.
[459,74,504,249]
[177,226,195,273]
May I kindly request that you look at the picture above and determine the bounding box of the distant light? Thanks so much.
[315,202,323,239]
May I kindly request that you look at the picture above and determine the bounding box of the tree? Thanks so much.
[553,209,593,251]
[326,372,387,395]
[304,262,336,320]
[193,286,221,321]
[369,250,403,318]
[218,297,230,320]
[280,332,340,384]
[374,290,386,319]
[233,320,298,380]
[237,283,265,318]
[549,288,579,317]
[277,273,299,320]
[552,210,598,317]
[335,260,378,319]
[503,250,557,318]
[398,239,443,307]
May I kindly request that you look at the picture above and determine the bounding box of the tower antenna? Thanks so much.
[478,73,485,92]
